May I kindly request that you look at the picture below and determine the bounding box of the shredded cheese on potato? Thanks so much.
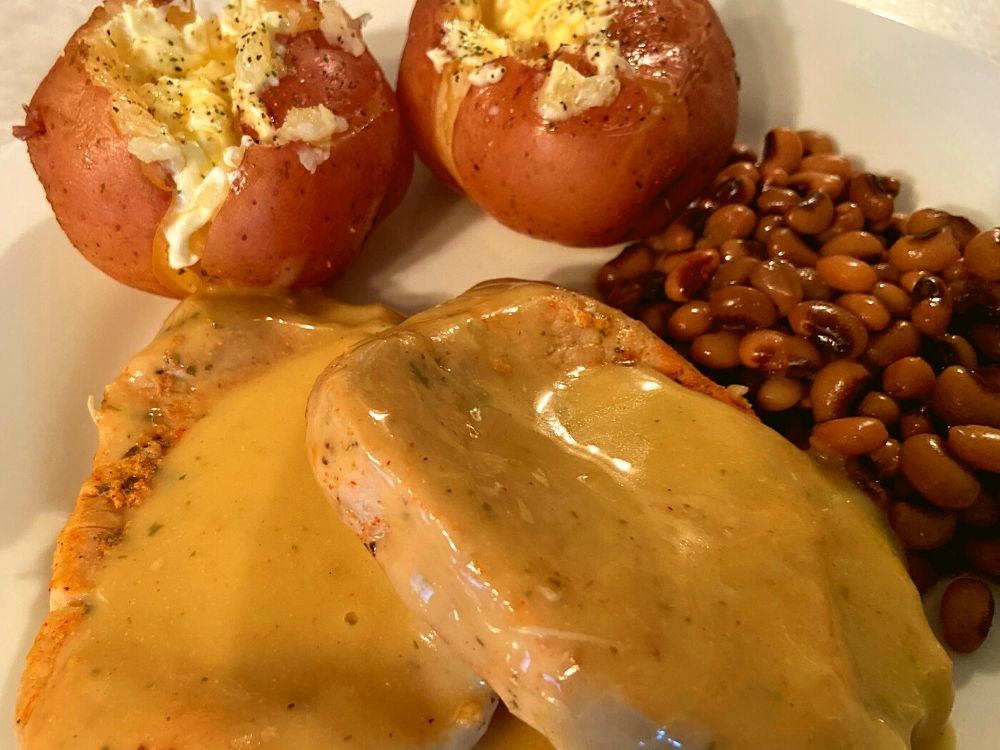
[318,0,369,57]
[275,105,349,173]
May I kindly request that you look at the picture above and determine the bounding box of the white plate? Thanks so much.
[1,0,998,747]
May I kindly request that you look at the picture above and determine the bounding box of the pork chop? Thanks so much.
[307,280,953,750]
[17,288,497,750]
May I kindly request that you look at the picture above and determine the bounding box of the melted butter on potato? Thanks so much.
[433,0,623,121]
[86,0,355,271]
[491,0,614,57]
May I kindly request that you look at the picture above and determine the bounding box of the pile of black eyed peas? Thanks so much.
[597,127,1000,653]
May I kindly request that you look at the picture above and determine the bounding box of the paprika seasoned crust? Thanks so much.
[15,288,403,738]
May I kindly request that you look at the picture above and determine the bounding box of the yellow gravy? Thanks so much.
[308,281,955,750]
[24,303,542,749]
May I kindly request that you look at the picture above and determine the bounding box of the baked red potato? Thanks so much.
[17,0,411,297]
[398,0,738,246]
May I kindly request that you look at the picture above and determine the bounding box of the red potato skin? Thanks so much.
[399,0,464,192]
[21,2,412,297]
[204,32,412,288]
[22,4,173,295]
[398,0,738,246]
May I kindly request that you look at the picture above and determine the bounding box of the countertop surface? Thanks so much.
[3,0,999,147]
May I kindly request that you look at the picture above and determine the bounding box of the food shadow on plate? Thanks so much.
[952,608,1000,686]
[544,262,605,297]
[331,161,620,317]
[329,164,483,314]
[718,0,800,147]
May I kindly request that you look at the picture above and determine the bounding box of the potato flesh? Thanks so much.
[437,0,623,121]
[491,0,615,54]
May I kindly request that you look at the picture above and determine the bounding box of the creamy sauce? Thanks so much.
[309,282,954,750]
[24,313,499,749]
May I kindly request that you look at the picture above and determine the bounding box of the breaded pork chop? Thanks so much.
[307,280,953,750]
[17,288,497,750]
